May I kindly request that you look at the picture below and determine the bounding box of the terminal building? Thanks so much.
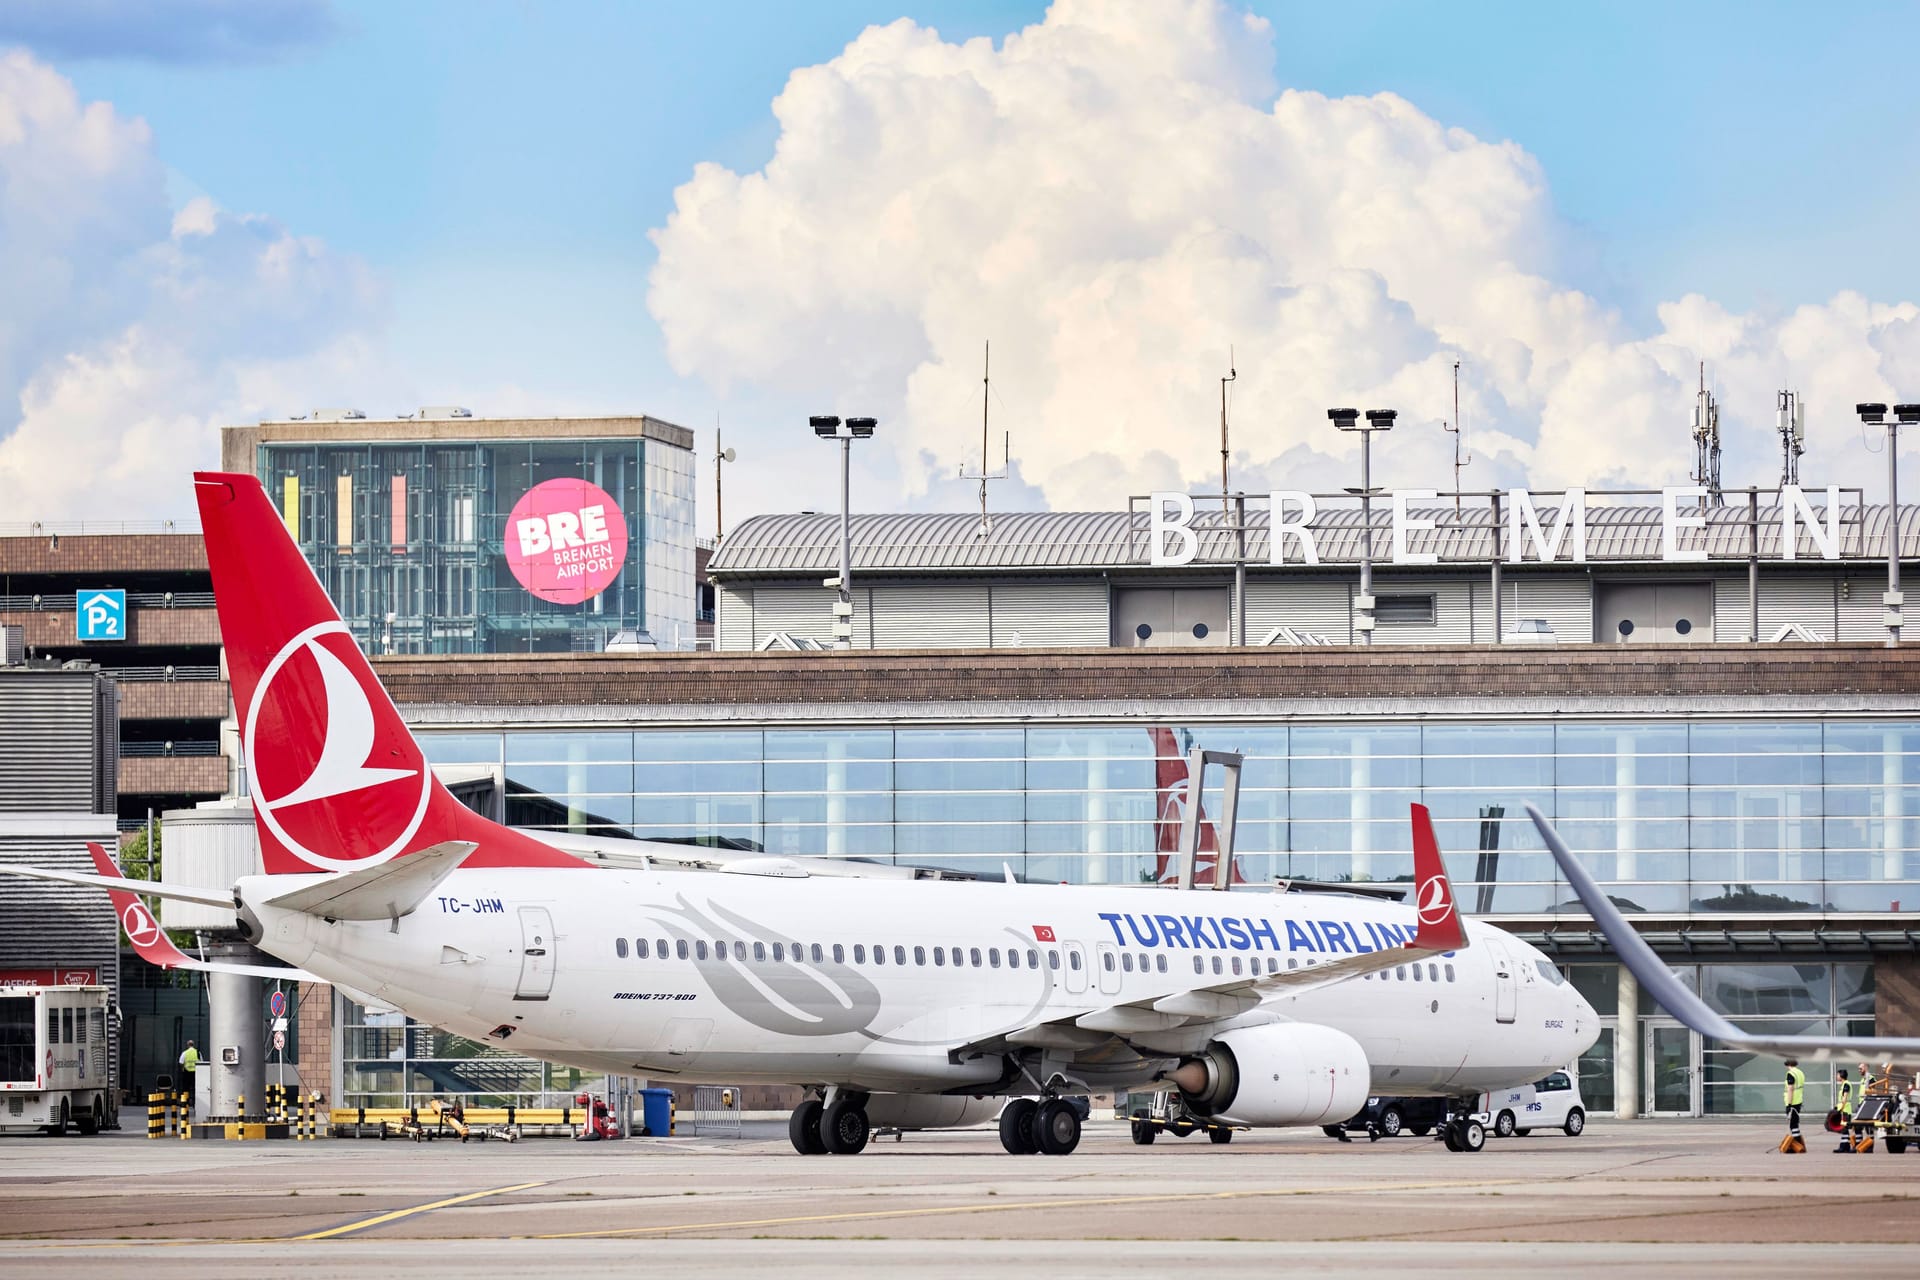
[338,486,1917,1121]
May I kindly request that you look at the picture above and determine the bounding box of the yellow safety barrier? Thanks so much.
[178,1088,191,1141]
[146,1089,170,1140]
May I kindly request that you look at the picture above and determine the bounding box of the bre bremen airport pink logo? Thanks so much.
[506,479,630,604]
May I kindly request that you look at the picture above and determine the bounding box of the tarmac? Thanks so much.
[0,1110,1913,1277]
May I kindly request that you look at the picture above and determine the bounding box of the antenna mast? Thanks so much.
[958,340,1008,536]
[1442,358,1469,513]
[1219,346,1237,509]
[1691,361,1724,505]
[1777,389,1806,486]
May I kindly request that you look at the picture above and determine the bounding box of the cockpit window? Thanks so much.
[1535,958,1566,986]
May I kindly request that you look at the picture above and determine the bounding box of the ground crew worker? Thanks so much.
[1781,1057,1806,1152]
[1833,1069,1852,1152]
[177,1040,200,1113]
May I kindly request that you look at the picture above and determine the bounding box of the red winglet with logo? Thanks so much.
[193,472,587,875]
[89,843,199,970]
[1407,803,1467,952]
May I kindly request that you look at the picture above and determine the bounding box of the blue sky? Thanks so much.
[2,1,1917,525]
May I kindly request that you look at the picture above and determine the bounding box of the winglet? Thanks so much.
[1407,804,1466,952]
[1525,802,1920,1061]
[88,843,198,970]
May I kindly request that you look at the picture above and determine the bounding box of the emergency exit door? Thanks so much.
[515,906,555,1001]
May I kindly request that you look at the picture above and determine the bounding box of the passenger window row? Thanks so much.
[612,935,1057,971]
[610,935,1455,985]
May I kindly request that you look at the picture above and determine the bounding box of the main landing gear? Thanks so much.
[997,1097,1082,1156]
[788,1091,872,1155]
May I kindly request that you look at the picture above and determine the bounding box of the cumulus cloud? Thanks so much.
[0,51,381,521]
[0,0,337,65]
[649,0,1920,512]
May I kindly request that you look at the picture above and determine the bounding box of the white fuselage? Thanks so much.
[243,868,1596,1102]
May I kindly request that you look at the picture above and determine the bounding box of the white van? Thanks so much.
[1476,1068,1586,1138]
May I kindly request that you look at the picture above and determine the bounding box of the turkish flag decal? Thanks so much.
[1032,925,1056,942]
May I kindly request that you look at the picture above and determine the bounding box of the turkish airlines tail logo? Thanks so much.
[88,844,195,970]
[193,471,591,876]
[1407,803,1466,951]
[1150,727,1244,886]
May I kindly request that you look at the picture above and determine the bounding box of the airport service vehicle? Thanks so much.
[0,472,1614,1159]
[1126,1089,1242,1144]
[1326,1093,1450,1140]
[1475,1068,1586,1138]
[0,984,114,1136]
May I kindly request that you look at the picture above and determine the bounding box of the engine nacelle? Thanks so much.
[862,1094,1002,1131]
[1172,1023,1370,1127]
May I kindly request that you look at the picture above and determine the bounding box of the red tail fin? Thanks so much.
[193,472,582,874]
[1407,803,1466,951]
[89,843,197,969]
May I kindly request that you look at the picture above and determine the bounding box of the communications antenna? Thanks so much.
[957,340,1008,537]
[1777,389,1806,486]
[1442,358,1470,513]
[1219,346,1237,511]
[1690,362,1724,505]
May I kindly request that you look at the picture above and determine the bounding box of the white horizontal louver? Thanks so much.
[715,585,754,651]
[0,675,103,812]
[870,583,989,649]
[1712,577,1750,641]
[1243,579,1351,643]
[1505,575,1592,643]
[1837,577,1886,640]
[1760,576,1838,640]
[990,582,1108,647]
[746,586,842,649]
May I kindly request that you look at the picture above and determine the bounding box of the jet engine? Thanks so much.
[1168,1023,1370,1127]
[862,1094,1002,1131]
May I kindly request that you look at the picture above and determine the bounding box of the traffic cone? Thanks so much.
[1778,1133,1806,1153]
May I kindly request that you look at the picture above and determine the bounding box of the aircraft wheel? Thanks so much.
[999,1099,1039,1154]
[1208,1127,1233,1144]
[1442,1121,1462,1152]
[789,1098,827,1154]
[1514,1128,1532,1137]
[1130,1119,1156,1145]
[1494,1110,1517,1139]
[1564,1108,1585,1137]
[820,1097,870,1154]
[1451,1119,1486,1152]
[1409,1125,1432,1137]
[1033,1099,1082,1155]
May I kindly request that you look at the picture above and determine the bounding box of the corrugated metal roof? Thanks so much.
[709,504,1920,576]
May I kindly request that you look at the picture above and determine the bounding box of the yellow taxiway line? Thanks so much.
[292,1181,549,1241]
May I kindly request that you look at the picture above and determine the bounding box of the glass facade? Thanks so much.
[258,436,695,653]
[423,717,1920,911]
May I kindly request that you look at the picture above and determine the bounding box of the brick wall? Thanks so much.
[117,756,227,796]
[373,641,1920,709]
[0,607,219,649]
[0,534,205,575]
[117,680,228,721]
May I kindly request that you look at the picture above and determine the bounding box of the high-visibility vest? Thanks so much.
[180,1048,199,1074]
[1838,1078,1853,1117]
[1784,1066,1805,1107]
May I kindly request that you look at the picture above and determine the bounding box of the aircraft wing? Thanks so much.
[1526,802,1920,1062]
[88,845,321,983]
[0,859,235,910]
[1004,803,1468,1048]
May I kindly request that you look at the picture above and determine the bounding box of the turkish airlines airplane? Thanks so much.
[12,472,1619,1157]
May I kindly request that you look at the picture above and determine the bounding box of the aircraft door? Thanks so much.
[1093,942,1122,995]
[1063,942,1088,994]
[515,906,555,1001]
[1492,943,1516,1024]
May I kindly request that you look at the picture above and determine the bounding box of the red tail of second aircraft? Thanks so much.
[194,472,582,875]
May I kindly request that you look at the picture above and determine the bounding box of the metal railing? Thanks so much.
[689,1085,743,1137]
[0,520,199,536]
[0,591,214,610]
[105,666,222,682]
[119,741,222,757]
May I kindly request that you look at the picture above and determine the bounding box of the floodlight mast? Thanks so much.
[811,414,876,649]
[1332,407,1395,645]
[1857,401,1915,647]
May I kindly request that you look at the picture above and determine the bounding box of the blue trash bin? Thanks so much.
[639,1087,674,1137]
